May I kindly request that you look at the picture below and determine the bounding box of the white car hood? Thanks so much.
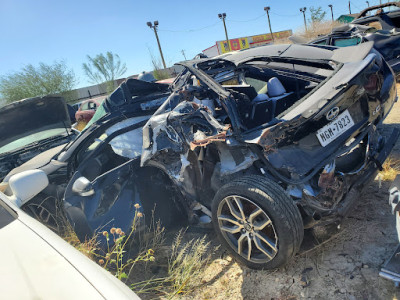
[0,218,102,300]
[0,193,139,300]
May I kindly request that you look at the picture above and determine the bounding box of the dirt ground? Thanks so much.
[174,86,400,300]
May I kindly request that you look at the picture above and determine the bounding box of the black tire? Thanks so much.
[211,175,304,270]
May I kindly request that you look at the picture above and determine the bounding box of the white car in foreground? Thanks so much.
[0,170,139,300]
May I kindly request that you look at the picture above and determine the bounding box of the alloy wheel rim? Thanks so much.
[217,195,278,263]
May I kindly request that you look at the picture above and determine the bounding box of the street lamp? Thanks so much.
[146,21,167,69]
[299,7,307,31]
[264,7,274,42]
[366,1,370,7]
[218,13,231,52]
[328,4,334,22]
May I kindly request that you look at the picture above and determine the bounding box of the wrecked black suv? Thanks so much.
[140,42,398,269]
[3,42,399,270]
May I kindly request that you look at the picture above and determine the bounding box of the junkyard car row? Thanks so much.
[2,39,399,271]
[307,2,400,78]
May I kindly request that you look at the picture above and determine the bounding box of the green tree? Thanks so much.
[0,61,77,104]
[82,51,127,92]
[309,6,326,23]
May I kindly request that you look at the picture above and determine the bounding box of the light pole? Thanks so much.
[366,1,370,8]
[218,13,231,52]
[328,4,334,22]
[146,21,167,69]
[348,1,352,14]
[181,50,187,60]
[264,6,274,42]
[300,7,307,31]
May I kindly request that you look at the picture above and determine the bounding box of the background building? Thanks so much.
[202,29,293,57]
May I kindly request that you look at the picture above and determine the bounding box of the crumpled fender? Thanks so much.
[141,98,228,167]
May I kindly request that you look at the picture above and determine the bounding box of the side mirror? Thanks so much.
[8,170,49,207]
[72,177,94,196]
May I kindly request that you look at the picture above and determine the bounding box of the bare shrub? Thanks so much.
[295,20,343,41]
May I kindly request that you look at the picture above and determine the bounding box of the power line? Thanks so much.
[157,12,270,33]
[227,13,266,23]
[350,1,363,11]
[270,11,301,17]
[158,21,220,33]
[156,4,362,35]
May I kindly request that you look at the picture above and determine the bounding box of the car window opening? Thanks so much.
[190,59,334,131]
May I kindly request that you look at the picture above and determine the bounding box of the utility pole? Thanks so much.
[328,4,334,22]
[300,7,307,31]
[181,50,187,60]
[146,21,167,69]
[218,13,231,52]
[348,1,352,14]
[264,6,274,42]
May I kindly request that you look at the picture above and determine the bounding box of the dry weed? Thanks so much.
[63,223,99,259]
[62,206,215,298]
[295,20,343,41]
[379,156,400,181]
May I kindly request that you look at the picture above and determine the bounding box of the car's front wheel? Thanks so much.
[211,175,304,269]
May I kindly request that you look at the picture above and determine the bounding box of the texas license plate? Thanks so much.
[316,109,355,147]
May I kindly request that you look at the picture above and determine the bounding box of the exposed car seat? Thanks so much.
[250,77,295,127]
[267,77,287,97]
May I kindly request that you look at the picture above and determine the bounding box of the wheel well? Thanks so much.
[134,166,188,227]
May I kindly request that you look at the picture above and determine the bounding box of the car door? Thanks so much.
[63,116,150,243]
[64,159,140,243]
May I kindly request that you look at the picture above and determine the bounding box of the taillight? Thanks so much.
[364,73,382,94]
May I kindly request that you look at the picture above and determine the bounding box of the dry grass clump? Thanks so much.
[166,230,215,297]
[63,206,216,299]
[131,229,216,298]
[295,20,343,42]
[63,225,99,259]
[379,156,400,181]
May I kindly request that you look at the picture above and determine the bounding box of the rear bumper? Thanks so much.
[338,128,400,216]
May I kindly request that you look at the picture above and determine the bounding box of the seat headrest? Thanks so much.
[267,77,286,97]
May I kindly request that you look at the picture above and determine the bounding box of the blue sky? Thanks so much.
[0,0,384,88]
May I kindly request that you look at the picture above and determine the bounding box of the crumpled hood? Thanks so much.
[141,97,227,167]
[0,96,70,150]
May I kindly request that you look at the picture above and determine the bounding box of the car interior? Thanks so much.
[191,61,328,130]
[76,133,129,182]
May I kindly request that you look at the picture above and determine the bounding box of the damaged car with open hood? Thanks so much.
[3,42,399,270]
[305,2,400,78]
[0,96,76,182]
